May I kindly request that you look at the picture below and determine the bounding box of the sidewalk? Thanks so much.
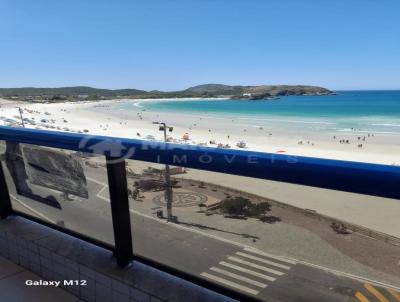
[0,255,80,302]
[179,169,400,238]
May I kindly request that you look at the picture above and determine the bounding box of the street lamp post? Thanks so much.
[153,122,174,221]
[18,107,25,128]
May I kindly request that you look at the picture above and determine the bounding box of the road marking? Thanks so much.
[10,194,57,224]
[219,261,276,282]
[200,272,259,295]
[365,284,389,302]
[355,291,371,302]
[87,177,109,201]
[96,185,109,201]
[243,247,297,265]
[228,256,285,276]
[236,252,291,270]
[85,177,400,292]
[389,289,400,302]
[209,266,267,288]
[86,176,107,186]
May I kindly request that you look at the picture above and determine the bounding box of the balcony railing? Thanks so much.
[0,125,399,302]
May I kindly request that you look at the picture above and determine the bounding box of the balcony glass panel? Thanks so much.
[125,158,400,301]
[0,141,114,246]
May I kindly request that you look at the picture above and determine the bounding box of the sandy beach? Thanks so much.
[1,98,399,165]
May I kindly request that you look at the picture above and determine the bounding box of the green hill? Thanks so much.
[0,84,333,101]
[0,86,146,97]
[184,84,332,99]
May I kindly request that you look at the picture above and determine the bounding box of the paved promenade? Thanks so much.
[179,169,400,238]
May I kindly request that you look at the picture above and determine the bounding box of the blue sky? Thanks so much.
[0,0,399,91]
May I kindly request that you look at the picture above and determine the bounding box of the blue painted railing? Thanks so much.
[0,126,399,199]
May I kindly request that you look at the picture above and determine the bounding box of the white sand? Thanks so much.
[1,98,399,165]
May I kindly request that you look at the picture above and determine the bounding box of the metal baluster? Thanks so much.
[106,156,133,267]
[0,161,12,219]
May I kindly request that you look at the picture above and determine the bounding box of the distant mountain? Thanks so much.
[0,84,333,101]
[0,86,146,97]
[185,84,332,99]
[242,85,333,99]
[186,84,245,93]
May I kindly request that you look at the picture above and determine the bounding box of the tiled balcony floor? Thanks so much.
[0,255,80,302]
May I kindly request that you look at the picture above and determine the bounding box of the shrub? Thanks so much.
[248,202,271,218]
[220,196,252,215]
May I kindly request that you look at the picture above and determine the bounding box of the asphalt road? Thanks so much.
[3,162,399,302]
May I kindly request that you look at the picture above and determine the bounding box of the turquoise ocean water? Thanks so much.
[118,91,400,135]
